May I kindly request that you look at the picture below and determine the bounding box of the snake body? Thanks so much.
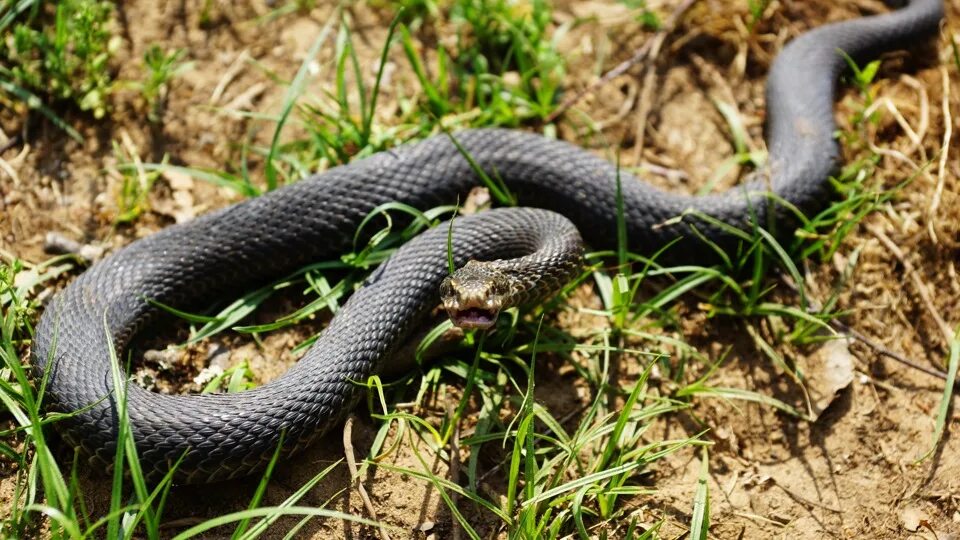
[33,0,943,483]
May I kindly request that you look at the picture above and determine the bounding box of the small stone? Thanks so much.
[193,365,224,387]
[208,345,232,370]
[44,232,105,262]
[44,232,81,256]
[78,244,105,262]
[162,168,194,191]
[143,348,180,370]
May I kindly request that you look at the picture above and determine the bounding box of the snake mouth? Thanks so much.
[449,307,499,329]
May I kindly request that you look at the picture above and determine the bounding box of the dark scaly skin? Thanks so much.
[32,0,943,483]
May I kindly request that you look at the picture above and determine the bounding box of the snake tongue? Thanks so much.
[450,307,499,330]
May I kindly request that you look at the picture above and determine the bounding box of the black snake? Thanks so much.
[33,0,943,483]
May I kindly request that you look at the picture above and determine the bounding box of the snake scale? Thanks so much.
[32,0,943,483]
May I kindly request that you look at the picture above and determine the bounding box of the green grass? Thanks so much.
[746,0,771,31]
[166,0,569,195]
[0,0,117,121]
[138,45,192,123]
[112,138,166,224]
[619,0,661,30]
[1,1,950,538]
[0,258,379,538]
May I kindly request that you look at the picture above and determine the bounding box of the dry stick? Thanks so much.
[0,135,23,185]
[868,224,955,345]
[0,134,20,155]
[771,478,843,513]
[0,155,19,185]
[544,0,698,124]
[594,78,639,131]
[631,44,661,163]
[840,322,955,385]
[343,415,393,540]
[780,274,953,385]
[222,82,269,117]
[902,75,930,151]
[927,66,953,244]
[210,49,251,105]
[862,76,929,153]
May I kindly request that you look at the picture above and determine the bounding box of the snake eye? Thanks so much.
[439,277,453,299]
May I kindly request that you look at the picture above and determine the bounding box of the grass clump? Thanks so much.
[224,0,568,194]
[447,0,565,122]
[138,45,192,123]
[0,0,118,119]
[394,0,567,125]
[112,136,167,224]
[0,256,379,539]
[0,257,74,539]
[273,0,566,188]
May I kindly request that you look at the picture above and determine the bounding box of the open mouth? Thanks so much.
[450,307,499,329]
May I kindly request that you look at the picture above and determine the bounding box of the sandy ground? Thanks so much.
[1,0,959,538]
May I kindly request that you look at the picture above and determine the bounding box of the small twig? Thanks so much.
[0,135,22,185]
[902,74,930,155]
[779,273,954,386]
[545,0,698,123]
[866,139,922,174]
[771,477,843,513]
[343,415,393,540]
[0,156,19,186]
[927,66,952,243]
[868,224,954,345]
[840,322,954,385]
[0,134,20,155]
[221,82,268,117]
[210,49,252,105]
[631,45,660,162]
[861,86,926,153]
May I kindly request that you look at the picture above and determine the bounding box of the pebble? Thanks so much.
[143,348,180,370]
[43,232,105,262]
[207,345,231,370]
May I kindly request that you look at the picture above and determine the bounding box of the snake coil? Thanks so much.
[33,0,943,483]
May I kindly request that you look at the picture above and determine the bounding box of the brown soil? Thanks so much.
[2,0,959,538]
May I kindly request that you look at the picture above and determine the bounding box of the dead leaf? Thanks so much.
[801,337,854,420]
[900,506,925,532]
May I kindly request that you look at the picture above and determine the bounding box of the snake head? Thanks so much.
[440,260,511,330]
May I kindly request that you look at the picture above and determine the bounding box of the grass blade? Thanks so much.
[917,328,959,462]
[689,447,710,540]
[264,17,335,190]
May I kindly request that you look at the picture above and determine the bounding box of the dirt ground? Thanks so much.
[2,0,960,538]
